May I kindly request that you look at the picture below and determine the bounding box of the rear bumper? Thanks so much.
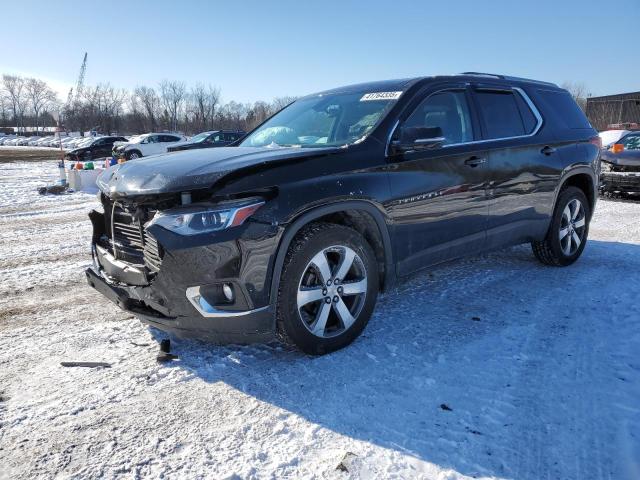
[600,172,640,192]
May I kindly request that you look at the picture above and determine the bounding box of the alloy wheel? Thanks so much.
[297,245,368,338]
[559,198,586,256]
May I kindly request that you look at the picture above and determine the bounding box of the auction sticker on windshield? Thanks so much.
[360,91,403,101]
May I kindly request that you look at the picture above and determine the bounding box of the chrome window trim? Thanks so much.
[385,86,543,156]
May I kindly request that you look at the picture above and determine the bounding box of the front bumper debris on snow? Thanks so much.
[85,205,280,344]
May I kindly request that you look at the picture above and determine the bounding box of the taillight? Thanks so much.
[589,136,602,149]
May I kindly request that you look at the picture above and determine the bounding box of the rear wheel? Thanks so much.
[532,186,590,266]
[276,223,379,355]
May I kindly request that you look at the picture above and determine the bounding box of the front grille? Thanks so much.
[143,233,163,272]
[109,205,163,271]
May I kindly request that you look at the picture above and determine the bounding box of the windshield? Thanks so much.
[239,91,402,148]
[190,132,211,143]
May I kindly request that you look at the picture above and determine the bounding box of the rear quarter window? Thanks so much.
[474,90,526,139]
[538,90,592,129]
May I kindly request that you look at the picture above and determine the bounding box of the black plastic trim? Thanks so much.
[268,200,396,317]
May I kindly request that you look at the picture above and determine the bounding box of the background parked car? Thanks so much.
[65,136,128,161]
[599,129,629,148]
[17,136,38,146]
[167,130,245,152]
[113,133,187,159]
[600,131,640,194]
[63,137,87,151]
[35,136,55,146]
[0,135,17,145]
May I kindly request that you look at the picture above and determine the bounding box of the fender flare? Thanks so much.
[268,200,396,308]
[554,166,598,215]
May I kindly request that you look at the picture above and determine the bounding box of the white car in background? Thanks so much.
[0,135,17,145]
[64,137,88,150]
[599,130,629,148]
[113,133,187,159]
[28,137,46,146]
[35,136,55,146]
[57,137,76,148]
[17,136,38,146]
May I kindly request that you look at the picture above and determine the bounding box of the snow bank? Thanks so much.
[0,162,639,479]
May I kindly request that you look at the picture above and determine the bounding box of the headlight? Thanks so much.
[601,161,613,172]
[149,200,265,235]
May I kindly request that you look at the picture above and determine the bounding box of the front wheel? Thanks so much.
[276,223,379,355]
[126,151,141,160]
[532,186,590,266]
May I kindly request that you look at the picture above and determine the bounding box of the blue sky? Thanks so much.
[2,0,638,103]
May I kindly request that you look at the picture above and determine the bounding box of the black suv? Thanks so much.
[167,130,245,152]
[65,136,128,161]
[86,73,600,354]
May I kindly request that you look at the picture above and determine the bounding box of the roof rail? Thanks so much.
[460,72,504,79]
[460,72,557,87]
[502,75,558,87]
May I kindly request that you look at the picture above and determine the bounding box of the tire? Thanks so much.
[532,186,590,266]
[126,150,141,160]
[276,223,379,355]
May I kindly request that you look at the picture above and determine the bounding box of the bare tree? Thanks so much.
[25,78,57,133]
[159,80,186,131]
[272,96,297,112]
[189,83,221,131]
[0,95,8,127]
[2,74,28,132]
[1,70,307,135]
[245,101,274,130]
[134,85,160,131]
[562,81,590,112]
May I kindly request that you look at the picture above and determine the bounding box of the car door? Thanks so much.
[160,135,182,152]
[142,135,157,155]
[205,133,224,147]
[470,84,559,249]
[386,85,490,275]
[94,138,112,157]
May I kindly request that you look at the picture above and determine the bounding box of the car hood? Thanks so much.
[97,146,337,198]
[601,150,640,166]
[169,140,199,148]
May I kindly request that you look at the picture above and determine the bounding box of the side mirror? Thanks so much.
[611,143,624,154]
[392,126,445,153]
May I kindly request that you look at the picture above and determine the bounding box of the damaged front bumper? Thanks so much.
[85,208,281,344]
[600,171,640,193]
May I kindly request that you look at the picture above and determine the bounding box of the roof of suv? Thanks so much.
[312,73,559,98]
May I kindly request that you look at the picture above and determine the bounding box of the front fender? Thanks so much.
[267,199,396,314]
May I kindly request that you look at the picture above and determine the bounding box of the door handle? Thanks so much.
[464,156,486,167]
[541,146,557,155]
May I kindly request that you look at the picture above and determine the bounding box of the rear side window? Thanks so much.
[161,135,180,142]
[538,90,592,129]
[514,92,538,133]
[475,90,527,139]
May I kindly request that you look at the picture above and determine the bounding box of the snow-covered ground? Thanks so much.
[1,161,639,480]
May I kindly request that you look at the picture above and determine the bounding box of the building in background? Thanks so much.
[586,92,640,131]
